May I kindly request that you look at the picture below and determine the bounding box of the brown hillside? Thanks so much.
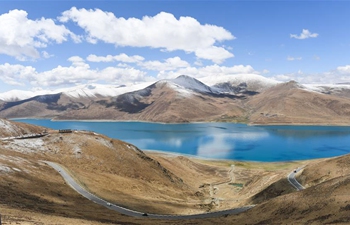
[247,81,350,125]
[2,119,350,224]
[298,153,350,188]
[57,81,246,122]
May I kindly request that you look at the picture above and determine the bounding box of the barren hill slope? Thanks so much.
[57,77,247,122]
[0,119,208,224]
[0,93,96,119]
[247,81,350,125]
[2,119,350,224]
[183,154,350,225]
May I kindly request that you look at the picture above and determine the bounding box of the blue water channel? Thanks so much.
[13,119,350,162]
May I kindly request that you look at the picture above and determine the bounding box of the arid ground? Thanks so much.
[1,120,350,224]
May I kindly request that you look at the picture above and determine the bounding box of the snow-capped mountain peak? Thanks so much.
[170,75,214,93]
[0,83,153,102]
[157,75,216,95]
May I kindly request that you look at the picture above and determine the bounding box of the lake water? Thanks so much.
[13,119,350,162]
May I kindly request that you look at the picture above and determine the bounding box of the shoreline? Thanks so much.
[10,117,350,127]
[143,149,336,164]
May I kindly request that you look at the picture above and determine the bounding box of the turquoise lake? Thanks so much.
[14,119,350,162]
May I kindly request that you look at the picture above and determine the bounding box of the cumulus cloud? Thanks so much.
[59,8,235,63]
[0,58,151,87]
[287,56,302,61]
[272,65,350,84]
[87,53,145,63]
[262,69,270,74]
[0,9,79,60]
[140,57,190,71]
[156,64,257,80]
[0,63,36,86]
[337,65,350,74]
[290,29,318,40]
[41,51,54,59]
[87,54,189,71]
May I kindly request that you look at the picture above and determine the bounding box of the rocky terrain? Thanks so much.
[1,75,350,125]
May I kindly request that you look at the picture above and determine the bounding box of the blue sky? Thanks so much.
[0,0,350,92]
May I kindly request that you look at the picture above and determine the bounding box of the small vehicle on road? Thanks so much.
[142,213,148,216]
[107,202,112,206]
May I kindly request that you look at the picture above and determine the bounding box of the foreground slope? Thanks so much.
[1,119,350,224]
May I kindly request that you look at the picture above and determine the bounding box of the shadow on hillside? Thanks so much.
[249,178,296,205]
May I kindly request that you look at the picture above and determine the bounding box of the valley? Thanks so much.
[1,119,350,224]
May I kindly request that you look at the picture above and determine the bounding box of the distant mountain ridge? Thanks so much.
[1,74,350,125]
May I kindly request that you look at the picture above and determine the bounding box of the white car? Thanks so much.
[107,202,112,206]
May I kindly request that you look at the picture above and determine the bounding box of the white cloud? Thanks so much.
[156,64,257,80]
[290,29,318,40]
[0,63,36,86]
[262,69,270,74]
[287,56,302,61]
[0,58,152,87]
[337,65,350,74]
[0,9,79,60]
[140,57,190,71]
[272,65,350,84]
[87,53,144,63]
[41,51,53,59]
[195,46,234,64]
[59,8,235,63]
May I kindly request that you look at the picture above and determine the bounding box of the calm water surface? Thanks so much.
[14,119,350,162]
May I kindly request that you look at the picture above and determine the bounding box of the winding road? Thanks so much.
[44,161,305,219]
[287,167,305,191]
[44,161,254,219]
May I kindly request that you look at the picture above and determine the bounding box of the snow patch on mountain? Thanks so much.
[303,83,350,91]
[199,74,280,92]
[165,82,194,97]
[0,90,49,102]
[157,75,217,96]
[170,75,214,93]
[0,83,153,101]
[3,74,350,103]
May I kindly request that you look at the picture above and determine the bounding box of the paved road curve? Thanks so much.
[287,167,305,191]
[44,161,254,219]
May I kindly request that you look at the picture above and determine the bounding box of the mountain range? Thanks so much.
[1,74,350,125]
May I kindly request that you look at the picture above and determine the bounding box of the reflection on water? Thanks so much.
[197,135,233,158]
[12,119,350,162]
[196,132,268,158]
[315,145,350,153]
[261,126,350,139]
